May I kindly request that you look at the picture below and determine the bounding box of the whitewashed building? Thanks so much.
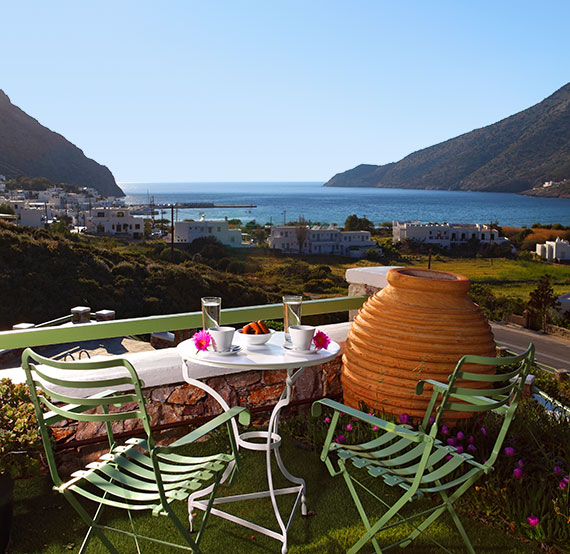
[392,221,510,248]
[8,201,51,228]
[173,217,242,246]
[86,208,143,238]
[268,225,379,258]
[536,237,570,262]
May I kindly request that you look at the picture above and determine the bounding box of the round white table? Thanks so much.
[177,330,340,554]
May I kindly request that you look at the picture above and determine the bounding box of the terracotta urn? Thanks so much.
[341,268,496,423]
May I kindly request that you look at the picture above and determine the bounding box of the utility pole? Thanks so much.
[171,204,175,262]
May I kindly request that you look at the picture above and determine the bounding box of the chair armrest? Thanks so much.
[154,406,250,454]
[43,389,118,425]
[312,398,425,443]
[416,379,449,396]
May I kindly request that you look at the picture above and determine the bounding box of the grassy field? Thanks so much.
[11,435,539,554]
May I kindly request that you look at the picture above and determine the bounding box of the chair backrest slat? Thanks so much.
[21,347,153,487]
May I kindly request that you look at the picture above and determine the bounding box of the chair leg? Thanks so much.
[163,501,203,554]
[341,468,383,554]
[195,471,223,545]
[64,493,120,554]
[78,497,108,554]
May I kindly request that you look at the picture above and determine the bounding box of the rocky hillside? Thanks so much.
[0,90,123,197]
[326,83,570,194]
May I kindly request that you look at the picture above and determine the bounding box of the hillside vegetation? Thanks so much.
[0,222,273,330]
[326,83,570,194]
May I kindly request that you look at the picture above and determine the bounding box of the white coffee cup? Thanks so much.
[209,326,235,352]
[289,325,315,351]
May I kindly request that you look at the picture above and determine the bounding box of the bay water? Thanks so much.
[121,182,570,227]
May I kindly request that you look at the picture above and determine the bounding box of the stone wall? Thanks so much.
[52,352,344,468]
[545,324,570,341]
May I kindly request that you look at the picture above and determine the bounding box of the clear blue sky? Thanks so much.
[2,1,568,183]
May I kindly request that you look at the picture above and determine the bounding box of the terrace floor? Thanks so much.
[11,431,537,554]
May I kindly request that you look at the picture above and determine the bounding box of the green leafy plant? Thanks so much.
[0,379,44,479]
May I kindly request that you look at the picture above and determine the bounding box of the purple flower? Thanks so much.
[335,435,345,444]
[428,416,435,424]
[559,480,568,491]
[513,468,523,479]
[456,431,464,441]
[339,412,344,418]
[527,516,539,527]
[313,330,331,350]
[564,475,570,483]
[441,425,449,435]
[456,445,464,454]
[468,435,474,444]
[346,423,353,432]
[554,465,563,476]
[467,444,476,453]
[324,416,331,424]
[447,437,457,446]
[192,330,211,352]
[372,425,379,431]
[504,447,515,457]
[399,413,409,424]
[445,454,452,461]
[480,426,487,437]
[517,459,524,468]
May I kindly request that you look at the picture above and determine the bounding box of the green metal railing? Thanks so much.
[0,296,367,350]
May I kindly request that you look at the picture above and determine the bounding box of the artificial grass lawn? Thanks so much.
[11,436,536,554]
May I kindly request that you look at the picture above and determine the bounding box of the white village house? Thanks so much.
[86,207,143,238]
[173,217,242,246]
[536,236,570,262]
[268,225,379,258]
[392,221,511,248]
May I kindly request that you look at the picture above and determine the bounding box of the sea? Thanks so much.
[121,182,570,228]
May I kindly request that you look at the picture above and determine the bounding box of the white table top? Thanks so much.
[177,330,340,371]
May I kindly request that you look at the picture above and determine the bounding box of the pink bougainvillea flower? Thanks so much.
[504,446,515,457]
[559,480,568,491]
[324,416,331,424]
[193,330,211,352]
[441,425,449,435]
[399,413,409,424]
[335,434,345,444]
[564,475,570,483]
[372,425,379,431]
[456,431,464,441]
[527,516,539,527]
[480,426,487,437]
[513,468,523,479]
[467,444,476,453]
[468,435,475,444]
[346,423,353,432]
[313,330,331,350]
[554,465,563,476]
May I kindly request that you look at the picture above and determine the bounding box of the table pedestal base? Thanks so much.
[187,367,306,554]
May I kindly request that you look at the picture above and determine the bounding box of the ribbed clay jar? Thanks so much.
[341,268,496,423]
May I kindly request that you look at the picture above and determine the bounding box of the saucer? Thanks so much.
[282,343,319,355]
[211,345,241,356]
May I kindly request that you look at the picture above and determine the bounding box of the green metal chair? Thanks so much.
[22,348,250,554]
[312,344,534,554]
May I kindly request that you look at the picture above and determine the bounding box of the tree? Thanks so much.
[0,203,15,215]
[344,214,374,232]
[296,217,308,252]
[527,274,560,330]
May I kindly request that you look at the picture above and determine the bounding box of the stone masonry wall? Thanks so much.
[51,352,344,468]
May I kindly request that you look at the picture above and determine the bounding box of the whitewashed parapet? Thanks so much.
[345,266,403,320]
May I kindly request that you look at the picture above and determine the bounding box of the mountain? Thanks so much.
[325,83,570,194]
[0,90,123,197]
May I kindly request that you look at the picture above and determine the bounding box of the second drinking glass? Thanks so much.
[283,295,302,343]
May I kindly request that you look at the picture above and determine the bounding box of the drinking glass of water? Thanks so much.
[283,295,302,343]
[201,297,221,330]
